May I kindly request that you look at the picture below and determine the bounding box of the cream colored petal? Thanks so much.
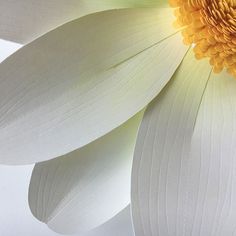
[0,0,168,43]
[181,71,236,235]
[0,9,187,164]
[131,50,212,236]
[29,113,142,234]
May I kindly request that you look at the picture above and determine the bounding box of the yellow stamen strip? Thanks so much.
[169,0,236,78]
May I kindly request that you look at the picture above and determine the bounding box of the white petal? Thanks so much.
[182,72,236,235]
[84,206,134,236]
[0,9,188,164]
[29,113,142,234]
[131,50,212,236]
[0,0,167,43]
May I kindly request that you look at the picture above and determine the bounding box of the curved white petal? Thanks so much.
[0,9,188,164]
[29,113,142,234]
[131,50,212,236]
[183,72,236,235]
[0,0,167,43]
[85,206,134,236]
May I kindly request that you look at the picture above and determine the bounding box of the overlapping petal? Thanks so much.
[132,69,236,235]
[29,113,142,234]
[0,9,187,164]
[0,0,167,43]
[183,71,236,235]
[131,50,213,236]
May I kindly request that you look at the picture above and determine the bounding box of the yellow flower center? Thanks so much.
[169,0,236,77]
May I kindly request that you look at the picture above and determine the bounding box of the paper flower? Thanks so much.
[1,0,236,235]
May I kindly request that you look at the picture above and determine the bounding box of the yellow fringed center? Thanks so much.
[169,0,236,77]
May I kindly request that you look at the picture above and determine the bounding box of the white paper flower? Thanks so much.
[1,1,236,235]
